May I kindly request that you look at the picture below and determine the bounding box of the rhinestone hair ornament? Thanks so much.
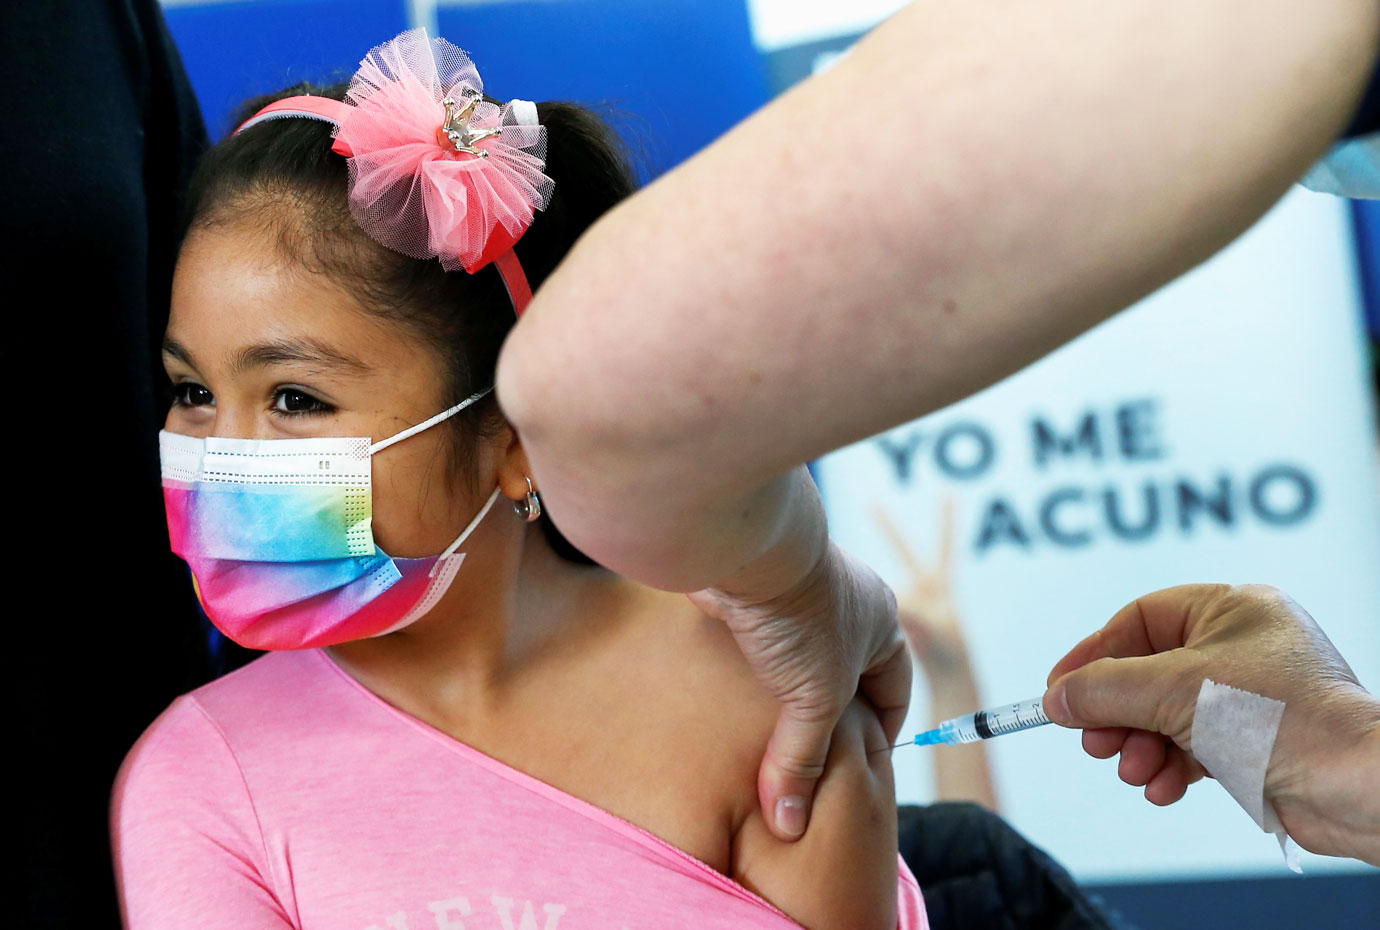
[232,28,555,314]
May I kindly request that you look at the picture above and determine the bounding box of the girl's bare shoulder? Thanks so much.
[624,587,901,930]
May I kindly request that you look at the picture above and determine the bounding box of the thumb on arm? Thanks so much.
[757,706,835,841]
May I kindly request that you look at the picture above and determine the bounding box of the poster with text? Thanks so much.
[815,188,1380,883]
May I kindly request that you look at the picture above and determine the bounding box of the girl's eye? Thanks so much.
[170,382,214,409]
[272,387,334,416]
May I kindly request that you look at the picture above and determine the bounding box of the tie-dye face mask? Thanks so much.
[159,390,500,650]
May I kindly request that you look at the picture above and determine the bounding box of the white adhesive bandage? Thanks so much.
[1191,679,1301,872]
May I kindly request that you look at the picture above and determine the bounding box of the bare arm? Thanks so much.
[497,0,1379,842]
[498,0,1378,587]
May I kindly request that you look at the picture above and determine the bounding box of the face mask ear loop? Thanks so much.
[369,385,494,456]
[431,486,504,575]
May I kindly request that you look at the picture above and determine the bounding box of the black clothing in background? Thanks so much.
[2,1,211,926]
[899,803,1129,930]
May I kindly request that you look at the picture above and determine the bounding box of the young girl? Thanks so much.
[113,30,926,930]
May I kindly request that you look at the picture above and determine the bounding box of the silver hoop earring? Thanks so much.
[513,476,542,523]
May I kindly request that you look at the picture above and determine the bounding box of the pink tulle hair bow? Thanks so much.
[333,29,555,274]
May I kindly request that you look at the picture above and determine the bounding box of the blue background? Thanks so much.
[166,0,770,179]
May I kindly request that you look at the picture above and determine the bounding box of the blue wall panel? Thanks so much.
[164,0,410,136]
[164,0,769,176]
[1354,201,1380,340]
[438,0,768,177]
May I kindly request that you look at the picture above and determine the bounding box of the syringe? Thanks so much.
[890,696,1052,749]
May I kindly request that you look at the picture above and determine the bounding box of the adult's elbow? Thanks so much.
[495,323,566,449]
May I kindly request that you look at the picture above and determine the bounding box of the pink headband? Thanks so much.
[233,29,555,315]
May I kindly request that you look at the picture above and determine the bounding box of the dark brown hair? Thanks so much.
[183,82,638,562]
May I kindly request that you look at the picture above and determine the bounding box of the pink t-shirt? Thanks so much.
[113,650,929,930]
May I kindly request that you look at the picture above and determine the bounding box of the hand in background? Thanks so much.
[874,500,971,680]
[874,500,998,811]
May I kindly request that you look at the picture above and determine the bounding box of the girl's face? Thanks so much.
[164,223,497,559]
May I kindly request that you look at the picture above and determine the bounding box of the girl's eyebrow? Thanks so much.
[161,336,371,376]
[161,337,198,368]
[232,338,372,376]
